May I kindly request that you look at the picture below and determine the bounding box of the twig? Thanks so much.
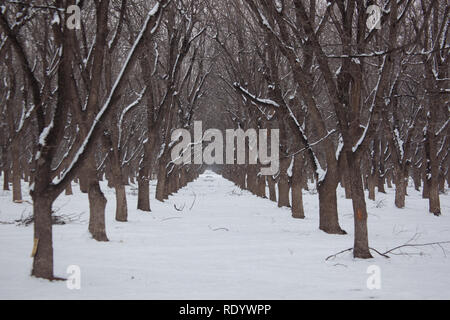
[369,247,390,259]
[382,241,450,256]
[189,191,196,210]
[208,226,229,232]
[174,203,185,212]
[160,217,183,222]
[327,240,450,261]
[325,248,353,261]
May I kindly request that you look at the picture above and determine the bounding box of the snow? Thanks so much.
[0,171,449,299]
[35,120,55,161]
[51,12,60,26]
[287,156,294,177]
[234,83,280,108]
[336,134,344,160]
[393,128,404,160]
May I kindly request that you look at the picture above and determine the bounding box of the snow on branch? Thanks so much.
[52,0,168,192]
[233,83,279,108]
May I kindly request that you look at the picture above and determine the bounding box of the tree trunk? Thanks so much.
[340,153,352,199]
[156,162,167,202]
[137,144,152,211]
[65,181,73,196]
[318,174,346,234]
[115,184,128,222]
[88,181,108,241]
[31,195,54,279]
[3,168,9,191]
[277,157,290,207]
[377,175,386,193]
[368,174,376,201]
[12,163,22,202]
[386,172,393,188]
[137,176,151,212]
[267,176,277,202]
[394,172,406,209]
[291,155,304,219]
[85,154,109,241]
[413,167,422,191]
[346,153,372,259]
[425,130,441,216]
[277,175,290,207]
[422,172,430,199]
[247,166,258,195]
[256,173,266,198]
[78,170,89,193]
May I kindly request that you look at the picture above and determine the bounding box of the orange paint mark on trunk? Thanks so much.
[357,209,363,221]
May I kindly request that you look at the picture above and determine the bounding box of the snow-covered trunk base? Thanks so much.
[32,195,54,279]
[172,169,180,194]
[428,178,441,216]
[238,169,246,190]
[88,182,108,241]
[115,184,128,222]
[277,175,290,208]
[179,168,187,189]
[246,166,257,195]
[170,171,179,195]
[256,174,266,198]
[318,175,346,235]
[79,171,89,194]
[65,182,73,196]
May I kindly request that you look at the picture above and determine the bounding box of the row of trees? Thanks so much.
[0,0,448,279]
[213,0,448,259]
[0,0,211,280]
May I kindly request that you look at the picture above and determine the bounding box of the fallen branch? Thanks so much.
[326,241,450,261]
[382,241,450,256]
[326,248,353,261]
[15,212,85,226]
[160,217,183,222]
[174,203,185,212]
[0,221,15,225]
[208,225,229,232]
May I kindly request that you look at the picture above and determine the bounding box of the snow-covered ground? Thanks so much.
[0,171,449,299]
